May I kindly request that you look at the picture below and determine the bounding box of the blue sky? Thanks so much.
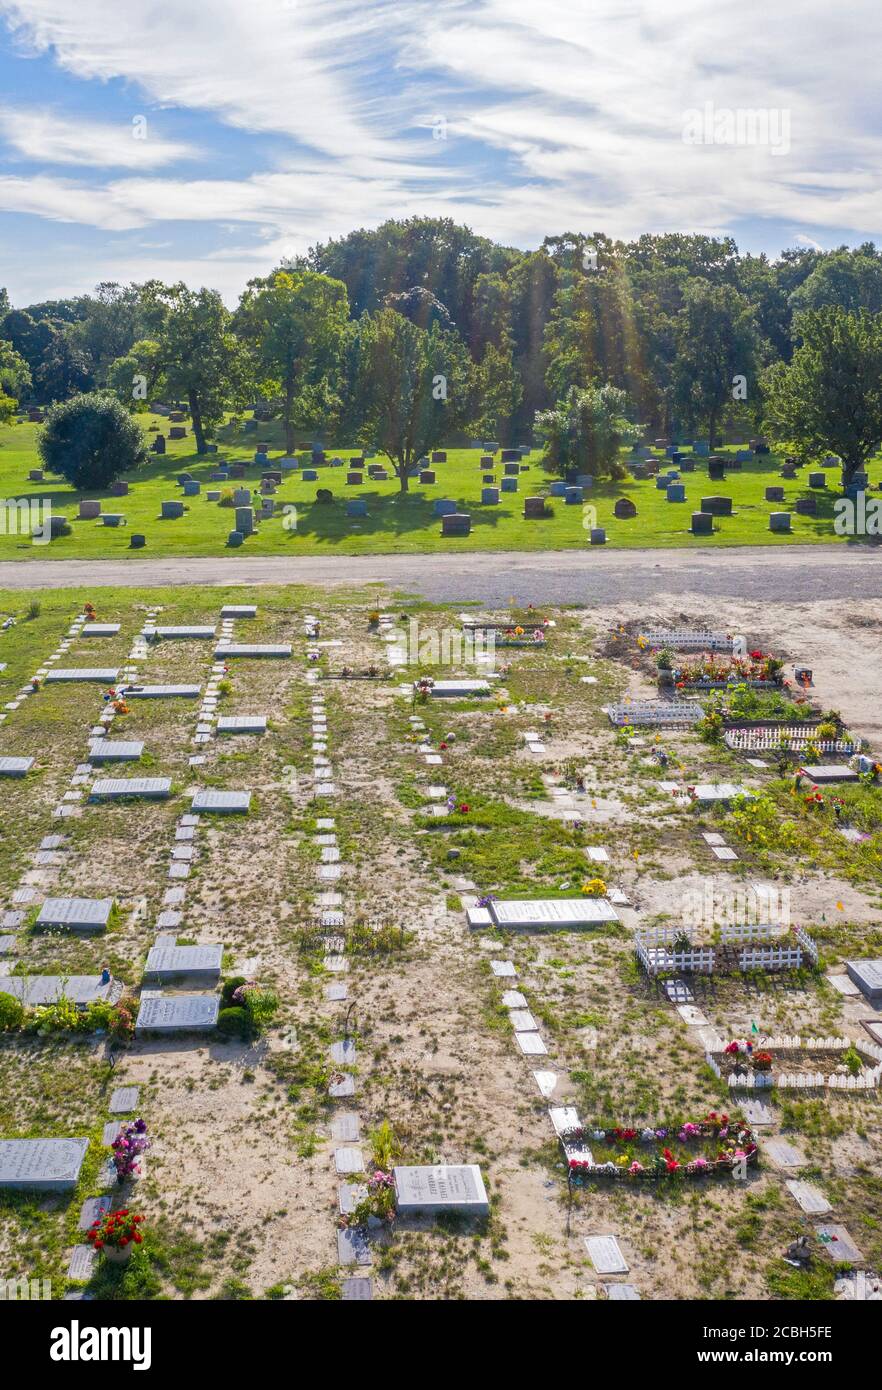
[1,0,880,306]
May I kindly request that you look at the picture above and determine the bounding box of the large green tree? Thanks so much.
[672,281,758,446]
[763,307,882,486]
[38,392,147,489]
[136,284,247,453]
[235,269,349,454]
[352,307,478,491]
[534,382,640,479]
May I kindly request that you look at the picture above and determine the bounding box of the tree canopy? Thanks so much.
[38,392,148,489]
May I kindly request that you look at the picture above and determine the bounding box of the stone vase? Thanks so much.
[103,1243,133,1265]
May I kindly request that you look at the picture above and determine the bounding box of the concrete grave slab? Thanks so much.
[765,1139,807,1169]
[109,1087,140,1114]
[785,1181,831,1215]
[335,1147,364,1175]
[90,777,171,801]
[0,1137,89,1191]
[393,1164,489,1216]
[489,898,619,929]
[144,944,223,984]
[135,994,220,1034]
[509,1010,538,1032]
[846,960,882,1000]
[36,897,112,932]
[585,1236,629,1274]
[191,789,251,814]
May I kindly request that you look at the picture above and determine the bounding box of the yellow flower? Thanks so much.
[581,877,607,897]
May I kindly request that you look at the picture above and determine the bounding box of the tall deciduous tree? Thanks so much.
[235,269,349,454]
[353,308,477,491]
[138,283,247,453]
[763,307,882,486]
[672,281,758,446]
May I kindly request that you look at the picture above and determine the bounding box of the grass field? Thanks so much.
[0,415,872,561]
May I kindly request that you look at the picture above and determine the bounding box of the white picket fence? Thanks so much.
[608,700,704,727]
[642,630,730,650]
[637,924,819,978]
[794,925,820,966]
[738,946,804,971]
[724,728,861,754]
[727,1069,882,1092]
[719,922,777,943]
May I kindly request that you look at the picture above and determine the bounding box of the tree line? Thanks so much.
[4,218,882,487]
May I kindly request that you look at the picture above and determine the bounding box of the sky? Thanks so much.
[0,0,881,306]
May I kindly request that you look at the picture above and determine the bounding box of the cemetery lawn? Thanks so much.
[2,583,882,1300]
[0,417,872,561]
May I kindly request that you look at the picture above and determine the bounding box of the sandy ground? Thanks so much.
[2,590,882,1300]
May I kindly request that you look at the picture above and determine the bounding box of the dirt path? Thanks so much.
[2,544,882,605]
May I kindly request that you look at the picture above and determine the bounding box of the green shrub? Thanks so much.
[0,991,23,1031]
[217,1007,249,1038]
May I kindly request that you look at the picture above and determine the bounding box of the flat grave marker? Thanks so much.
[78,1195,112,1231]
[135,994,220,1034]
[393,1164,490,1217]
[109,1087,140,1114]
[0,1137,89,1191]
[90,777,171,801]
[489,898,619,929]
[585,1236,629,1275]
[191,789,251,814]
[846,959,882,1000]
[36,897,113,932]
[817,1225,863,1263]
[765,1139,807,1169]
[785,1181,831,1215]
[144,944,222,984]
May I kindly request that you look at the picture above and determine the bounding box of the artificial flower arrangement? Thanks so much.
[673,652,783,688]
[111,1118,150,1183]
[563,1112,758,1179]
[722,1040,774,1073]
[580,878,608,897]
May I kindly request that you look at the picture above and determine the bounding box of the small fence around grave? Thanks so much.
[641,630,731,651]
[607,700,704,727]
[724,726,862,756]
[635,923,819,979]
[706,1035,882,1092]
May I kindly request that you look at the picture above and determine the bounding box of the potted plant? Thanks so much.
[88,1209,144,1264]
[656,647,675,687]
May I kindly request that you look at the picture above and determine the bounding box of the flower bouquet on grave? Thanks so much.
[88,1209,144,1263]
[752,1051,773,1072]
[580,878,607,897]
[414,676,434,703]
[111,1118,150,1184]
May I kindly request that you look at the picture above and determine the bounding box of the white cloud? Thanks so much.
[1,0,881,301]
[0,106,197,166]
